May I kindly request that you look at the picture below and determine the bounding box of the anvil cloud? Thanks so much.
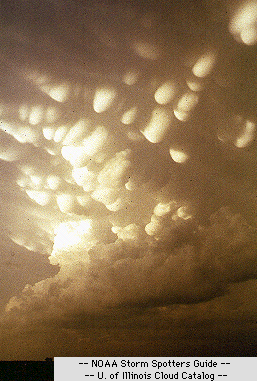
[0,0,257,359]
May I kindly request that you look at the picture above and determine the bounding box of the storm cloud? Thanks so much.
[0,0,257,358]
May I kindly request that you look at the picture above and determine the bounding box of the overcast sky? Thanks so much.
[0,0,257,359]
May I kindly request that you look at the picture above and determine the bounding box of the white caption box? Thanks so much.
[54,357,256,381]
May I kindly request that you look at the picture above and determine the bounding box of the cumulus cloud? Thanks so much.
[0,0,257,357]
[3,206,257,325]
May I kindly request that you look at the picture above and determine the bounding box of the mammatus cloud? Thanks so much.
[0,0,257,356]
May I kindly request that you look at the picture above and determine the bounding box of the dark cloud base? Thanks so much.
[1,279,257,359]
[1,315,256,359]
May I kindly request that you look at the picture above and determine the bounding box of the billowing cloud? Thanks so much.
[0,0,257,358]
[3,206,257,324]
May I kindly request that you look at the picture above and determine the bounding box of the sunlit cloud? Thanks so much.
[46,175,61,190]
[154,81,177,105]
[235,120,255,148]
[121,107,137,125]
[52,219,93,254]
[93,88,116,113]
[53,126,67,143]
[186,77,204,92]
[173,92,199,121]
[176,92,199,113]
[229,1,257,45]
[43,127,55,140]
[41,83,70,103]
[192,51,217,78]
[169,148,188,163]
[28,106,44,125]
[56,193,77,214]
[132,41,160,60]
[45,106,60,124]
[0,0,256,360]
[26,190,52,206]
[62,119,91,146]
[141,107,172,143]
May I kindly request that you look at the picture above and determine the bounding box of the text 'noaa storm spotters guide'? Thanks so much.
[54,357,255,381]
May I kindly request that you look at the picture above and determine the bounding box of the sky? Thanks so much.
[0,0,257,359]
